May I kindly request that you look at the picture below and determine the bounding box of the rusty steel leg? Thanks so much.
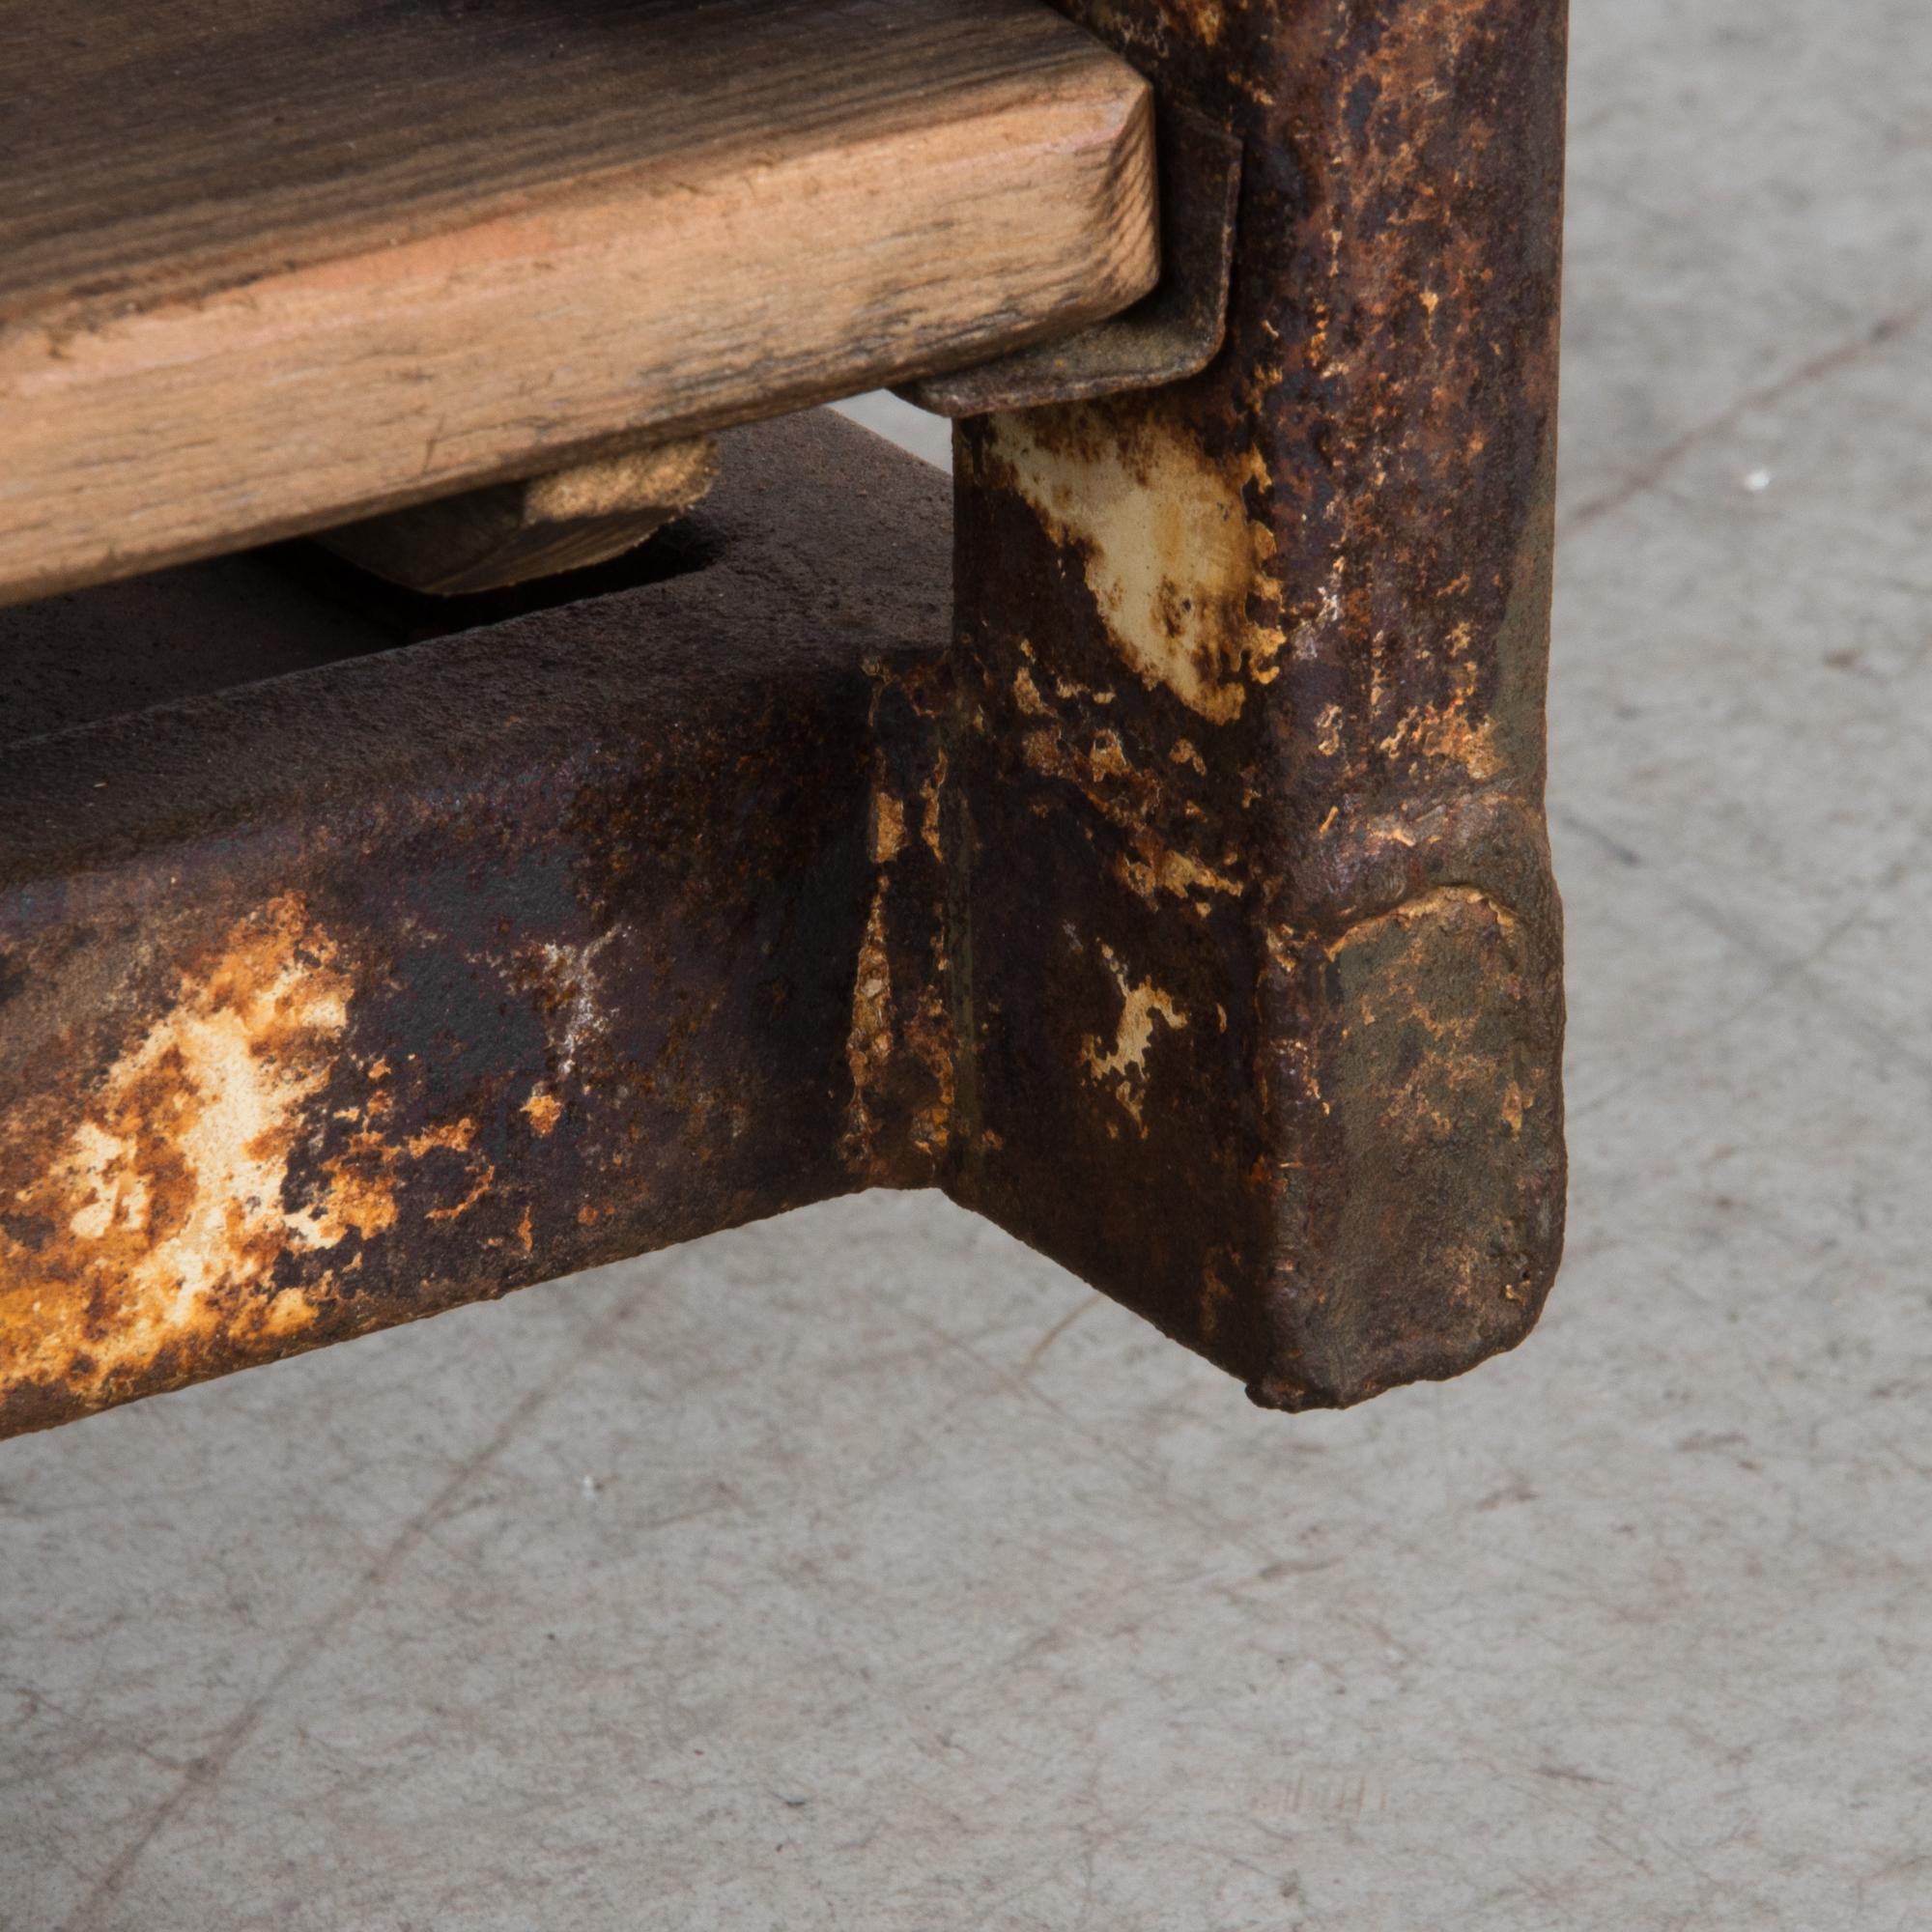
[938,0,1570,1409]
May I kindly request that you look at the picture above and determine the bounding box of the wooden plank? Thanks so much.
[0,0,1154,606]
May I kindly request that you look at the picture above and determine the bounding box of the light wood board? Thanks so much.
[0,0,1155,605]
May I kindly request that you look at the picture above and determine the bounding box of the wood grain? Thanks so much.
[0,0,1154,605]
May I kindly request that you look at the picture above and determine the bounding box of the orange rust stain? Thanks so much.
[1,900,530,1416]
[1378,662,1504,781]
[0,895,352,1406]
[305,1130,402,1244]
[1396,702,1504,782]
[840,883,895,1169]
[840,727,956,1176]
[907,1016,954,1161]
[1088,729,1132,780]
[920,751,947,862]
[404,1119,495,1224]
[871,788,907,865]
[426,1169,494,1224]
[1010,680,1241,912]
[523,1089,563,1137]
[897,940,955,1168]
[1079,945,1187,1134]
[1012,666,1051,718]
[407,1118,475,1157]
[1113,827,1242,907]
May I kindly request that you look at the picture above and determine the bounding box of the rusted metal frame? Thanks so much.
[0,416,950,1436]
[935,0,1571,1408]
[3,0,1570,1436]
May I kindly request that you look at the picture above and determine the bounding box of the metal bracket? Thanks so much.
[895,105,1240,417]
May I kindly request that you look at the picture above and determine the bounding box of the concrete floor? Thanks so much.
[6,0,1931,1925]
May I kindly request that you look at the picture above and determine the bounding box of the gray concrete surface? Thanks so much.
[6,0,1931,1924]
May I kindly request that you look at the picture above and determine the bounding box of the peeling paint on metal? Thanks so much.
[841,882,895,1170]
[978,408,1281,724]
[1080,946,1187,1133]
[1,896,347,1403]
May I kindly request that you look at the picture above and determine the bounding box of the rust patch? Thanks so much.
[1004,660,1245,913]
[904,994,956,1162]
[871,788,908,864]
[841,883,895,1168]
[838,657,956,1186]
[980,408,1281,724]
[0,895,351,1404]
[1112,837,1241,908]
[1376,661,1505,782]
[919,753,947,861]
[0,407,952,1438]
[411,1119,495,1224]
[1080,945,1187,1133]
[303,1125,402,1245]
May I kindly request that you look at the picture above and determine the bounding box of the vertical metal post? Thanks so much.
[942,0,1570,1407]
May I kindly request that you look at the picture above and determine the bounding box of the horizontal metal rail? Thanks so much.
[0,415,951,1435]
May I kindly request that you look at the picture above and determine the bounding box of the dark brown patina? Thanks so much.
[1,0,1568,1435]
